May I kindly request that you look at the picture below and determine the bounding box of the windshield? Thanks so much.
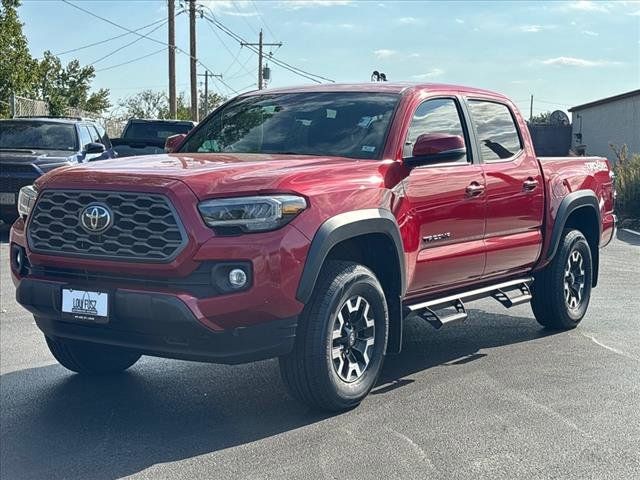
[0,121,78,151]
[125,122,193,140]
[179,92,399,159]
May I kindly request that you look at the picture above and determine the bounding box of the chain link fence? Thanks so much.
[3,94,125,138]
[8,94,50,117]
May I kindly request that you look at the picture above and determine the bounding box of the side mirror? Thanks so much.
[85,142,106,154]
[405,133,466,167]
[165,133,187,153]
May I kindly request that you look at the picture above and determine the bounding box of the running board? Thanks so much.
[405,277,533,329]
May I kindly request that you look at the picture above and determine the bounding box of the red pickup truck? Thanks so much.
[10,83,616,410]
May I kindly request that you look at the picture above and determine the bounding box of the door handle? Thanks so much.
[465,182,485,197]
[523,178,539,191]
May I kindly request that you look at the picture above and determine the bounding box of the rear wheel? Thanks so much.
[45,336,141,374]
[279,261,389,411]
[531,229,593,330]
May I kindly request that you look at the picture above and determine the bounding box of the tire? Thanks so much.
[45,335,141,374]
[279,261,389,411]
[531,229,593,330]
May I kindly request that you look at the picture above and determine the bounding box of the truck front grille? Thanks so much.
[28,190,187,262]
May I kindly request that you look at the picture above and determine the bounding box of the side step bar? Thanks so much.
[404,277,533,329]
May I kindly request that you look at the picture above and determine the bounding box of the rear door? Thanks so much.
[401,97,487,296]
[466,99,544,279]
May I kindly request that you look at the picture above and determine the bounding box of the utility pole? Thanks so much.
[241,29,282,89]
[197,71,222,117]
[168,0,176,118]
[529,94,534,123]
[189,0,198,121]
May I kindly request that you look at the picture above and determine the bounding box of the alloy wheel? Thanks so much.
[331,295,375,383]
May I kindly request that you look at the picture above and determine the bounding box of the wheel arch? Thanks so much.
[547,191,601,287]
[296,209,406,354]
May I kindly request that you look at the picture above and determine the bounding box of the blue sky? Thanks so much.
[19,0,640,116]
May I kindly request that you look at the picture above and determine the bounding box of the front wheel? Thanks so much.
[531,229,593,330]
[46,335,141,374]
[279,261,389,411]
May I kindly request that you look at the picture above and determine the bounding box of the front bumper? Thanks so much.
[16,277,297,364]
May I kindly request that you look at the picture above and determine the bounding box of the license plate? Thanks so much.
[0,192,16,205]
[62,289,109,323]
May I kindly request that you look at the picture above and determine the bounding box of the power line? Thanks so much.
[53,17,169,56]
[90,19,169,65]
[95,47,166,72]
[62,0,232,93]
[251,0,279,41]
[202,13,334,83]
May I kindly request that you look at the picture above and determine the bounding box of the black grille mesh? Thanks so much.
[28,190,187,261]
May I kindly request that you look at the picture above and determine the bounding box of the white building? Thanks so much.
[569,89,640,161]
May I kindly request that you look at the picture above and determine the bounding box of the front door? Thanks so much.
[400,97,487,297]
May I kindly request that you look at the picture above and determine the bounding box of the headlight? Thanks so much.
[17,185,38,217]
[198,195,307,233]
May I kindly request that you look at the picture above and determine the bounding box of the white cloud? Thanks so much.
[200,0,257,16]
[629,9,640,15]
[519,24,556,32]
[408,53,421,58]
[411,68,445,80]
[455,18,465,24]
[397,16,419,24]
[541,56,620,67]
[582,30,599,36]
[566,1,610,13]
[373,49,397,59]
[278,0,353,10]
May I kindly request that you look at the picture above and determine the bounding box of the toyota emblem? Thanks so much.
[79,204,113,234]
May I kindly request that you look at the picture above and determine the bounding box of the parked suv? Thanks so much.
[0,117,115,224]
[10,84,615,410]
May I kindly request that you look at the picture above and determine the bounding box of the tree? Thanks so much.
[0,1,110,117]
[119,89,225,121]
[35,51,111,116]
[120,90,167,119]
[0,0,38,116]
[529,111,552,124]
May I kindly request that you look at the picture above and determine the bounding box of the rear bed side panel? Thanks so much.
[536,156,614,270]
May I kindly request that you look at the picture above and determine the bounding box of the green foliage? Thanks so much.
[529,111,552,124]
[0,0,38,116]
[0,1,109,117]
[35,51,111,115]
[119,89,225,121]
[611,144,640,219]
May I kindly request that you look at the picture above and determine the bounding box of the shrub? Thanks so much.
[611,144,640,219]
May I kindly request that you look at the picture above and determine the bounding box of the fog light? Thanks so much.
[228,268,248,289]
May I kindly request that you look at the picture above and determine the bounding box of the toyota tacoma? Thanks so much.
[9,83,616,410]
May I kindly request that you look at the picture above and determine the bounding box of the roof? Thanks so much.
[127,118,196,124]
[569,89,640,112]
[3,116,91,124]
[241,82,506,98]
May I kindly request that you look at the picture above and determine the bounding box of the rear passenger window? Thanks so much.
[467,100,522,161]
[78,125,92,149]
[403,98,468,163]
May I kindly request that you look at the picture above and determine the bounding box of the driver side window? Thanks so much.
[403,98,468,164]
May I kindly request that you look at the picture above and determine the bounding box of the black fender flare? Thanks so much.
[295,208,406,304]
[546,190,601,286]
[546,190,601,262]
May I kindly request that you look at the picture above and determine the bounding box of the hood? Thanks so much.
[0,149,75,170]
[41,153,394,199]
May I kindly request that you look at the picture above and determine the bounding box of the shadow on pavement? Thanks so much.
[0,308,553,480]
[616,228,640,246]
[0,223,9,243]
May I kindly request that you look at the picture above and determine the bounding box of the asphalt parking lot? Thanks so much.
[1,227,639,480]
